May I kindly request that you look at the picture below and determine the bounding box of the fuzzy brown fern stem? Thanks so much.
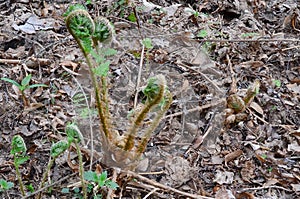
[65,5,173,170]
[136,90,173,155]
[65,8,114,142]
[93,16,114,117]
[123,75,167,151]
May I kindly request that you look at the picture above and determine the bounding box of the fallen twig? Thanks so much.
[123,170,214,199]
[238,185,293,193]
[21,172,78,199]
[0,57,51,67]
[164,98,226,119]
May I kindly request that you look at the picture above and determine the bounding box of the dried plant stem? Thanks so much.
[164,98,226,119]
[124,170,214,199]
[70,74,94,170]
[134,44,145,108]
[226,54,237,94]
[197,38,300,42]
[74,141,87,199]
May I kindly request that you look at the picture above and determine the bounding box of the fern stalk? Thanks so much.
[65,9,114,143]
[123,74,167,151]
[64,5,172,169]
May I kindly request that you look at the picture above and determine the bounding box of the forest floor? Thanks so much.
[0,0,300,198]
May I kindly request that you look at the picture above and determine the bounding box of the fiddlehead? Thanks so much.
[65,6,115,143]
[123,74,168,151]
[65,8,95,54]
[65,5,173,170]
[93,16,114,46]
[136,89,173,155]
[92,17,115,118]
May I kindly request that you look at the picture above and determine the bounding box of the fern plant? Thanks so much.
[37,140,69,199]
[1,74,47,106]
[64,4,172,170]
[10,135,29,196]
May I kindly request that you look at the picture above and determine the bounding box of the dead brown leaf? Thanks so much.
[224,149,243,166]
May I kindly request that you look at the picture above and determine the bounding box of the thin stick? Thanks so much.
[0,58,50,65]
[176,62,223,94]
[198,70,223,94]
[119,32,300,43]
[164,98,226,119]
[226,54,237,94]
[124,170,214,199]
[70,73,95,170]
[238,185,292,192]
[0,59,21,65]
[143,188,159,199]
[195,38,300,43]
[134,44,145,108]
[282,45,300,51]
[247,108,270,125]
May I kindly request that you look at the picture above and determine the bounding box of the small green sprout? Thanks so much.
[63,4,87,18]
[66,122,83,144]
[271,105,277,111]
[273,79,281,88]
[128,12,137,22]
[62,184,102,199]
[37,140,69,199]
[261,154,267,159]
[142,38,153,49]
[66,122,87,199]
[197,29,208,38]
[85,0,92,5]
[50,140,69,158]
[143,76,162,102]
[26,183,34,193]
[185,7,201,18]
[11,135,29,196]
[84,171,119,190]
[61,187,84,198]
[267,167,273,172]
[240,32,259,38]
[0,179,14,192]
[1,74,47,106]
[201,41,214,53]
[93,17,114,44]
[193,11,200,17]
[61,187,70,194]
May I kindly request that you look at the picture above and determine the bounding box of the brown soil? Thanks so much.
[0,0,299,198]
